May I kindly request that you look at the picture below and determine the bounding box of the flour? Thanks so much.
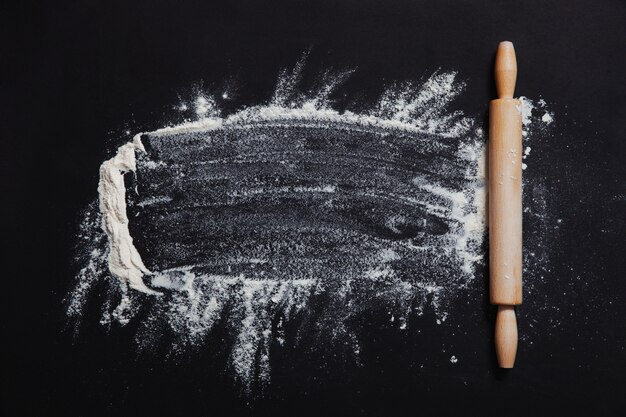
[68,58,555,392]
[541,112,553,124]
[97,135,158,295]
[519,96,534,126]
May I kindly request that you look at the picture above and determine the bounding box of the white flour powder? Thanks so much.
[67,59,555,392]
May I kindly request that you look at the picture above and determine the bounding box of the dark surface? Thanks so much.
[132,126,463,276]
[2,0,626,416]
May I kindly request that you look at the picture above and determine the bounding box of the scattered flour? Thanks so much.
[67,57,555,392]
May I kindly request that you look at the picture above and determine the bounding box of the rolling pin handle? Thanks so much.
[495,305,518,368]
[494,41,517,99]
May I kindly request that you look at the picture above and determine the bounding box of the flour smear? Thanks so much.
[67,56,555,392]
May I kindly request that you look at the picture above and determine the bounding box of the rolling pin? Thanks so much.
[489,41,523,368]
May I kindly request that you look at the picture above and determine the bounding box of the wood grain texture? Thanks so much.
[489,98,523,305]
[489,41,522,368]
[494,41,517,99]
[495,305,518,368]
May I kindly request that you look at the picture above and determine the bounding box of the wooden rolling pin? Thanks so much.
[489,41,523,368]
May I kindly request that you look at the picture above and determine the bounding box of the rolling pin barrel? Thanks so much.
[489,41,523,368]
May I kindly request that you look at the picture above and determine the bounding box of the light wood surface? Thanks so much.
[489,41,522,368]
[494,41,517,99]
[489,98,522,305]
[495,306,518,368]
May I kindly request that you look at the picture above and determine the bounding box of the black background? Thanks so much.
[3,1,626,416]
